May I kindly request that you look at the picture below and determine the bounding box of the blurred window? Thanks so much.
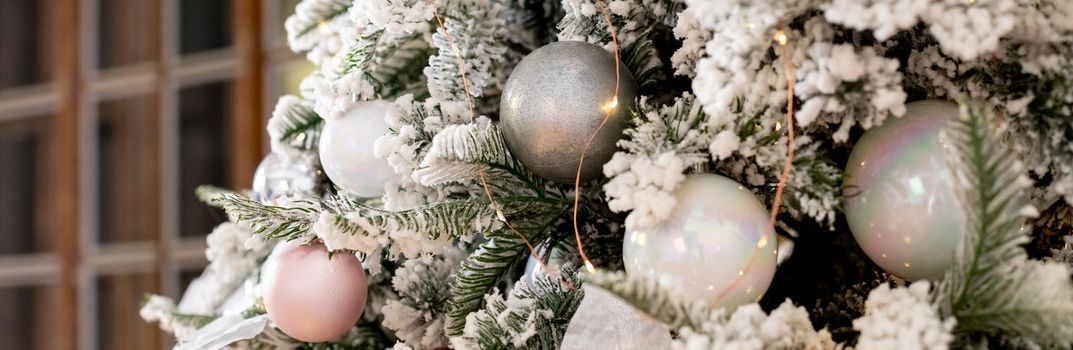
[0,0,299,348]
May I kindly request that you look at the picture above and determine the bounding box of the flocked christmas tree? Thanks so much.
[141,0,1073,349]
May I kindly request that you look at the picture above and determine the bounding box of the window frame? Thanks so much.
[0,0,277,348]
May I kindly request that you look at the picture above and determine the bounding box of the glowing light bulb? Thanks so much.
[601,96,619,113]
[774,30,788,46]
[756,236,769,248]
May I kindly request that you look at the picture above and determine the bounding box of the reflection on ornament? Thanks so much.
[844,100,963,281]
[251,152,321,204]
[521,244,566,284]
[262,241,368,342]
[499,41,638,183]
[319,100,395,198]
[623,174,776,308]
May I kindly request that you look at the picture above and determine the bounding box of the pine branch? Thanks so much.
[619,33,661,92]
[268,95,323,151]
[935,99,1073,345]
[425,2,508,101]
[583,269,712,332]
[415,118,549,196]
[445,202,568,337]
[292,0,351,38]
[326,196,499,242]
[197,186,321,241]
[453,266,585,349]
[285,0,353,50]
[555,4,664,92]
[340,29,432,99]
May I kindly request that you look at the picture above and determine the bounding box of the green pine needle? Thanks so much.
[934,99,1073,345]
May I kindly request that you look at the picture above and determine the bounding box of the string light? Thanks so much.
[601,96,619,114]
[571,0,623,275]
[714,26,797,305]
[774,30,788,46]
[477,170,548,273]
[433,11,475,121]
[432,9,552,277]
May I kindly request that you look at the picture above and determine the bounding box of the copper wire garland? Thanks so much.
[713,29,796,305]
[570,0,623,274]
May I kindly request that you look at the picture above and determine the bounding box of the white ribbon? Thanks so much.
[560,285,672,350]
[176,315,268,350]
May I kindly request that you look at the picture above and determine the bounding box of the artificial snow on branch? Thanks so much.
[313,197,499,258]
[853,282,954,350]
[602,94,710,231]
[556,0,666,91]
[425,0,508,103]
[285,0,354,57]
[445,201,568,337]
[934,99,1073,345]
[416,117,547,197]
[268,95,323,152]
[198,186,321,241]
[451,266,584,349]
[382,246,468,349]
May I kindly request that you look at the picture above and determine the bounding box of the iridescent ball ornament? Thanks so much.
[319,100,396,198]
[499,41,639,183]
[262,241,368,342]
[251,152,322,203]
[623,174,777,308]
[844,100,963,281]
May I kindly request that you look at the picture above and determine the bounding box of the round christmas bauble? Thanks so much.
[844,100,963,281]
[319,100,395,198]
[262,241,368,342]
[521,245,566,284]
[251,153,321,203]
[623,174,777,309]
[499,41,638,183]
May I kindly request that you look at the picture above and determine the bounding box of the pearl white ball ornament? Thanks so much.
[262,241,368,342]
[844,100,963,281]
[623,174,777,308]
[319,100,395,198]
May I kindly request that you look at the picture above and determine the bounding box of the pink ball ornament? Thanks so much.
[262,241,368,342]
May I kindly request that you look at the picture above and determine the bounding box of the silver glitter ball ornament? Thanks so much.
[499,41,638,183]
[252,152,322,203]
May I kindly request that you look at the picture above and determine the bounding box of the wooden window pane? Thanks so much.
[180,0,233,55]
[0,285,58,349]
[0,0,52,89]
[0,117,53,255]
[98,0,157,69]
[179,82,231,238]
[96,273,158,350]
[97,96,159,244]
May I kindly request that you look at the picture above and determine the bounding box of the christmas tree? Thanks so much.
[141,0,1073,348]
